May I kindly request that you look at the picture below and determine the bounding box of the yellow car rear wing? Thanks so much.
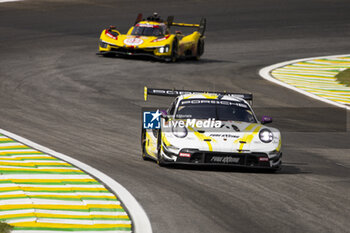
[134,14,206,35]
[171,23,200,27]
[144,87,253,104]
[166,16,206,35]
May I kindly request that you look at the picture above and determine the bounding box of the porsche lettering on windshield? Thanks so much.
[180,100,248,108]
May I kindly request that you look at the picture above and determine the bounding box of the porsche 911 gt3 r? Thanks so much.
[141,87,282,171]
[97,13,206,62]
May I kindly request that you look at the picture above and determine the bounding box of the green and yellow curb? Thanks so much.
[0,131,137,233]
[260,54,350,110]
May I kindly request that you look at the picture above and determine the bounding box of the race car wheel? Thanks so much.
[156,130,166,166]
[141,129,151,161]
[195,39,204,60]
[168,40,178,63]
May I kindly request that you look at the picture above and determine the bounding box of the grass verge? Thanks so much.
[335,68,350,86]
[0,222,13,233]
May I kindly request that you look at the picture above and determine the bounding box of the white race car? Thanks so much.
[141,87,282,171]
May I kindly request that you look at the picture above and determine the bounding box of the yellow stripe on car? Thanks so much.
[188,127,216,151]
[235,125,262,152]
[161,132,171,147]
[276,137,282,152]
[145,131,157,158]
[202,94,218,99]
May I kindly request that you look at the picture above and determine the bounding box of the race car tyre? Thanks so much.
[156,130,166,166]
[141,129,150,161]
[167,40,178,63]
[195,40,204,60]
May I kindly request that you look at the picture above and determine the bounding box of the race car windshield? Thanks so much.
[131,26,165,36]
[175,100,256,123]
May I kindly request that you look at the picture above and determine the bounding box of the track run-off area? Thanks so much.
[0,129,152,233]
[260,54,350,110]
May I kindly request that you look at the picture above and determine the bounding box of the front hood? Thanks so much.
[163,121,281,154]
[103,34,169,48]
[119,35,156,47]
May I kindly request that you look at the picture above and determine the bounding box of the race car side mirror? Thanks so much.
[261,116,272,124]
[160,110,169,120]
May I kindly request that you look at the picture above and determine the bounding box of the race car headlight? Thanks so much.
[172,126,188,138]
[99,39,108,48]
[259,129,273,143]
[165,45,169,52]
[158,45,169,53]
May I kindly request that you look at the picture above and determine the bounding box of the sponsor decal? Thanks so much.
[210,156,240,163]
[179,152,191,157]
[152,35,170,42]
[180,99,248,108]
[143,110,161,129]
[136,23,164,28]
[259,157,269,162]
[124,38,144,46]
[209,134,239,138]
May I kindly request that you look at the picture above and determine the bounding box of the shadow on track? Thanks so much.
[96,54,231,64]
[168,164,305,175]
[143,159,306,174]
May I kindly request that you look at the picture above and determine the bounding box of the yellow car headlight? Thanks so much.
[158,45,169,53]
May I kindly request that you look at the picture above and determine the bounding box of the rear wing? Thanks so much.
[166,16,206,36]
[144,87,253,103]
[134,14,206,35]
[135,13,143,25]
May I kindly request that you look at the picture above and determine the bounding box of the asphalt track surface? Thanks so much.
[0,0,350,232]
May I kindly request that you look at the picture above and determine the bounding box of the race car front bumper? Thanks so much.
[97,42,171,60]
[161,147,282,170]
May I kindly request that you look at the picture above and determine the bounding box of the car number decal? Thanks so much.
[124,38,144,46]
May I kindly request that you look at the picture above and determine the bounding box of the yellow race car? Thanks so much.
[97,13,206,62]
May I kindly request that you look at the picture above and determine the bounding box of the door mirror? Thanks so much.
[160,110,168,120]
[261,116,272,124]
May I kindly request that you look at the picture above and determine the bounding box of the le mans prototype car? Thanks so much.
[97,13,206,62]
[142,87,282,171]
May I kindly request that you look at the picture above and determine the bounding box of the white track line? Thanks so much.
[259,54,350,111]
[0,128,152,233]
[0,0,23,2]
